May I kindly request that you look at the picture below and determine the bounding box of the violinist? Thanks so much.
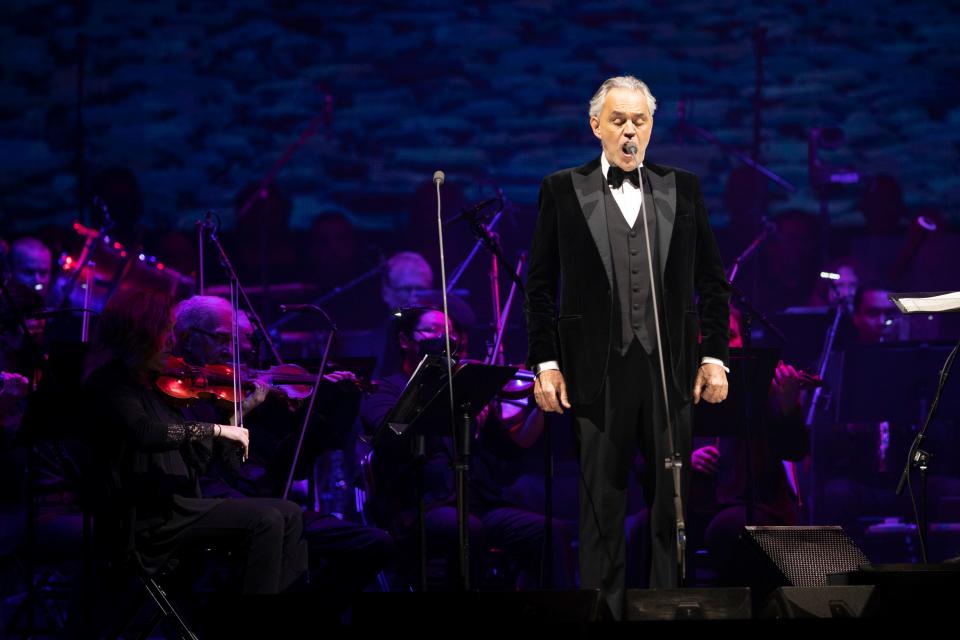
[170,295,394,594]
[360,306,574,588]
[81,289,307,594]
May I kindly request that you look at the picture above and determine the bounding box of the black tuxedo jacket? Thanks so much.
[525,157,730,407]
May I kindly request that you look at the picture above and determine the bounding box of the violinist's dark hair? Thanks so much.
[84,288,175,383]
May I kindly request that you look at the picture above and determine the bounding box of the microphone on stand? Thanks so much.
[628,141,687,582]
[433,167,468,589]
[445,197,502,226]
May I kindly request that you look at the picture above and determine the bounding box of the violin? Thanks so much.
[467,364,541,448]
[153,354,375,404]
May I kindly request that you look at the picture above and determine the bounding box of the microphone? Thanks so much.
[625,143,638,156]
[433,170,445,186]
[445,197,502,226]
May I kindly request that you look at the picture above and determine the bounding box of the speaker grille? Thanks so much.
[745,526,870,587]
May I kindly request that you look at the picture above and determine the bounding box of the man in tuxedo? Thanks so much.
[525,76,730,618]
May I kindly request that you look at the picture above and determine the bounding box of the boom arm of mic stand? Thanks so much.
[268,262,385,332]
[729,282,787,344]
[282,309,338,502]
[727,224,773,283]
[679,121,796,193]
[468,219,525,295]
[447,209,505,292]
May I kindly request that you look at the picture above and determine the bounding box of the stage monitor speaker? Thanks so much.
[760,585,878,618]
[730,526,870,604]
[625,588,751,620]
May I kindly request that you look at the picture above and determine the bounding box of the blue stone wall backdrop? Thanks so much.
[1,0,958,233]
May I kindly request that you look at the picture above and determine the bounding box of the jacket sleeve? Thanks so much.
[524,175,562,369]
[692,174,731,364]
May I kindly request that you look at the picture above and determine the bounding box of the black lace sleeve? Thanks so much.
[166,421,216,444]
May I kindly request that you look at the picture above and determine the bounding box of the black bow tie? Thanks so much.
[607,165,640,189]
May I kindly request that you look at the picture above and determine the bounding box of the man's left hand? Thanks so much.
[693,363,728,404]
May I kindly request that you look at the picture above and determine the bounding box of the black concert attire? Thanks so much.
[83,359,306,594]
[525,157,729,616]
[193,391,394,595]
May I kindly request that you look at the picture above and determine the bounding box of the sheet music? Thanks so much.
[892,291,960,314]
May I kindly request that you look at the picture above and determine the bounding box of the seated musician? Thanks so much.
[171,294,393,593]
[687,307,810,572]
[81,288,307,594]
[360,306,573,588]
[818,283,960,532]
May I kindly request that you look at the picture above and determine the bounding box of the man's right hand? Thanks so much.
[533,369,571,414]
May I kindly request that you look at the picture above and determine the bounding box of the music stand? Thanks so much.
[373,355,516,591]
[887,291,960,562]
[694,347,779,525]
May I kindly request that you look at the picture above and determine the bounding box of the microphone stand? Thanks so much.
[464,213,525,297]
[895,335,960,563]
[726,220,775,283]
[803,299,844,524]
[432,171,471,590]
[282,305,338,501]
[267,261,386,333]
[195,212,215,295]
[633,149,687,584]
[728,282,787,345]
[446,208,506,292]
[202,218,284,366]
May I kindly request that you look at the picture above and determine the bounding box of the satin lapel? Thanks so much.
[572,163,613,288]
[645,168,676,276]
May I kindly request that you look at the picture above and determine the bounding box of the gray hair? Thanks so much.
[588,76,657,119]
[173,295,233,338]
[385,251,433,286]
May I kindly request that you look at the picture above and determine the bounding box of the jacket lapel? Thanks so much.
[572,159,613,289]
[645,166,676,276]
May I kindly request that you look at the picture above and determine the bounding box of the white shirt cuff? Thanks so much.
[535,361,560,375]
[700,357,729,373]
